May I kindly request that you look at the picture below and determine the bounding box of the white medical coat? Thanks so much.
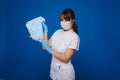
[50,29,80,80]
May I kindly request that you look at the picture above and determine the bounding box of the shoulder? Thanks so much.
[55,29,63,33]
[53,29,63,34]
[51,29,63,39]
[69,31,80,40]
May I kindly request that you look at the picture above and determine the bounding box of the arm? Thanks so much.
[49,39,75,63]
[42,35,52,50]
[41,22,49,49]
[43,32,48,41]
[42,32,48,49]
[52,48,75,63]
[42,22,48,41]
[42,39,75,63]
[48,39,52,46]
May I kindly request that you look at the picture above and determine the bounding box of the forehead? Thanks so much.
[60,14,70,21]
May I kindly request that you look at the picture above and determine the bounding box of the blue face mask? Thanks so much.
[60,21,71,30]
[26,16,45,42]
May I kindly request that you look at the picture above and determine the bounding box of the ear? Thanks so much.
[71,19,74,24]
[73,19,75,23]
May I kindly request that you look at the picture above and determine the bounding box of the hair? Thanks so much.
[60,8,78,34]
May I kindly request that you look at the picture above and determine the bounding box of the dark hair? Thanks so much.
[60,8,78,34]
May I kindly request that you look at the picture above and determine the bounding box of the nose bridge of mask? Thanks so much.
[61,21,70,25]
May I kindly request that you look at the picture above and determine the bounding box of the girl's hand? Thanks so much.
[42,40,53,54]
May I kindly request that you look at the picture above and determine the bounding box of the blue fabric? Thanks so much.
[42,41,53,54]
[26,16,46,42]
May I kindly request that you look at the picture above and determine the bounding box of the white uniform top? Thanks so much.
[50,29,80,80]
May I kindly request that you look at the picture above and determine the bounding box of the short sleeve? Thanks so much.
[68,36,80,51]
[50,29,62,40]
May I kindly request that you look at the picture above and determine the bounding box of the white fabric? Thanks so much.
[60,21,71,30]
[50,29,80,80]
[26,16,45,42]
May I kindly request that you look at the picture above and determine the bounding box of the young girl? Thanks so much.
[42,8,80,80]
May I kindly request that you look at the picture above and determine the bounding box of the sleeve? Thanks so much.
[68,36,80,51]
[50,29,61,40]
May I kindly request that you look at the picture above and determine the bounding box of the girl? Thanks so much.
[42,8,80,80]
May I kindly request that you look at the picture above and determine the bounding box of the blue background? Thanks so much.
[0,0,120,80]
